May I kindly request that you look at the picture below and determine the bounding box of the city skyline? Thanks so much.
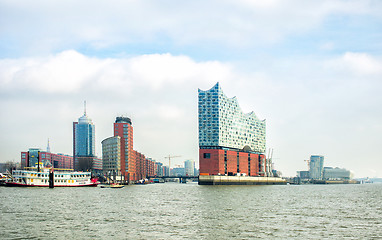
[1,1,382,177]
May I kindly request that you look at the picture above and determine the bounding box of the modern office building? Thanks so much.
[155,162,164,177]
[323,167,353,180]
[74,109,95,157]
[73,102,102,173]
[296,156,356,183]
[101,136,121,174]
[309,155,324,180]
[114,117,135,180]
[184,160,195,176]
[21,148,73,169]
[297,170,310,179]
[101,116,157,182]
[163,166,170,177]
[171,167,185,176]
[198,82,270,177]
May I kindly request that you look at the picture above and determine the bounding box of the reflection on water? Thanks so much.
[1,183,381,239]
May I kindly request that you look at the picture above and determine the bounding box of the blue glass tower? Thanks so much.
[73,102,95,170]
[75,114,95,157]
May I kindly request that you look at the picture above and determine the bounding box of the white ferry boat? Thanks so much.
[5,167,98,187]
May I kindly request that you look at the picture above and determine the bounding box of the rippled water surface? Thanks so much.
[1,183,381,239]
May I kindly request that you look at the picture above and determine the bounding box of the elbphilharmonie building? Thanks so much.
[199,83,266,153]
[198,83,270,177]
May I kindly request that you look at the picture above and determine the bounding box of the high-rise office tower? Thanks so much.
[73,102,96,170]
[114,117,135,181]
[199,83,269,176]
[102,116,156,182]
[309,155,324,180]
[101,136,121,174]
[184,160,195,176]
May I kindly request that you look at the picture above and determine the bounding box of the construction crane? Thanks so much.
[165,155,181,176]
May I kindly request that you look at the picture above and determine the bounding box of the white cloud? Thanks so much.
[127,54,232,89]
[2,0,381,54]
[325,52,382,76]
[0,50,101,93]
[0,51,232,94]
[342,52,382,75]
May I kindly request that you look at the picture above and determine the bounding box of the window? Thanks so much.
[203,153,211,159]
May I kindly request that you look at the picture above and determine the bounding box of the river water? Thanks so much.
[1,183,381,239]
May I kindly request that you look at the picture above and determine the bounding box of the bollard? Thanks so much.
[49,168,54,188]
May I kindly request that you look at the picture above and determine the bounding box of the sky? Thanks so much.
[0,0,381,177]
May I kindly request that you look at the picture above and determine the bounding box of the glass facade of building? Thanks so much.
[323,167,353,180]
[198,82,266,153]
[198,83,269,177]
[75,114,95,157]
[22,149,73,169]
[309,155,324,180]
[101,136,121,173]
[184,160,195,176]
[27,148,41,167]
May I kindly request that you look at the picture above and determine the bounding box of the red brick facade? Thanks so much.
[199,149,224,175]
[199,149,266,176]
[113,120,156,182]
[114,122,135,181]
[133,150,156,181]
[21,151,74,170]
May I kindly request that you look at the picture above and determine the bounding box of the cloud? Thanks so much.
[337,52,382,75]
[126,53,232,89]
[1,0,381,56]
[0,50,232,95]
[0,50,101,93]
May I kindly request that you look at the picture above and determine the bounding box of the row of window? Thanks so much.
[16,172,89,178]
[38,179,76,183]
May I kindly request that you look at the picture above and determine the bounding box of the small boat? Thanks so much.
[136,178,150,184]
[5,167,98,187]
[100,183,124,188]
[0,173,8,186]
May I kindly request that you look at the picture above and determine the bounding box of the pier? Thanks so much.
[148,176,198,183]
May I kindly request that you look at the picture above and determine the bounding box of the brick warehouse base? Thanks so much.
[199,148,266,177]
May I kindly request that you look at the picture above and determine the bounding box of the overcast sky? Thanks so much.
[1,0,381,177]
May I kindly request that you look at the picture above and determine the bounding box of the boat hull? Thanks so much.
[100,185,124,188]
[6,168,98,187]
[5,182,98,187]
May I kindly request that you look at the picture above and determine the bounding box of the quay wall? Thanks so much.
[199,175,287,185]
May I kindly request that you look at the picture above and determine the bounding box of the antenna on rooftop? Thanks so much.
[84,100,87,116]
[47,138,51,153]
